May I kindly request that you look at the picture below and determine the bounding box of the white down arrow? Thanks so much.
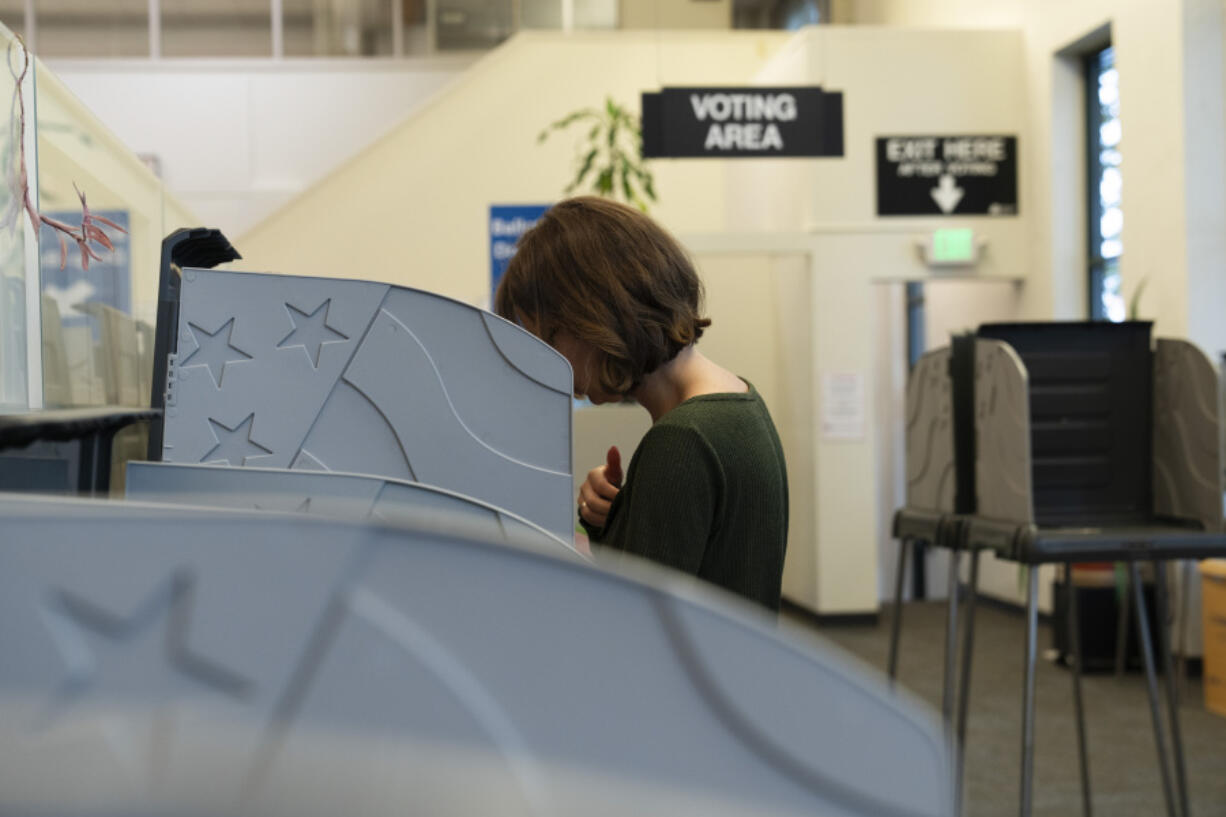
[930,174,964,214]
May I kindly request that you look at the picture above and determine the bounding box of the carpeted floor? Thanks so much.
[785,600,1226,817]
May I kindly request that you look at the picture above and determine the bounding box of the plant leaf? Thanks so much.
[539,108,599,143]
[87,226,114,251]
[595,167,614,195]
[91,214,126,233]
[571,148,598,191]
[1128,277,1148,320]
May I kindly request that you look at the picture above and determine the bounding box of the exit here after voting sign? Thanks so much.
[876,135,1018,216]
[642,87,844,158]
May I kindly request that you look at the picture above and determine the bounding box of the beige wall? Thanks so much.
[859,0,1226,613]
[619,0,731,30]
[721,26,1028,614]
[835,0,1225,627]
[833,0,1023,27]
[695,253,816,608]
[235,30,790,302]
[1000,0,1225,354]
[236,15,1226,615]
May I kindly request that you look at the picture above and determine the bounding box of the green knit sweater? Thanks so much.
[588,384,789,611]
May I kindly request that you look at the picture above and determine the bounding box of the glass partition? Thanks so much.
[35,62,164,408]
[1,20,199,417]
[1,22,36,411]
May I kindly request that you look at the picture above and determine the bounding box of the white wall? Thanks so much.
[48,57,476,239]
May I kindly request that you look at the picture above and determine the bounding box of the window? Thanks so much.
[162,0,272,58]
[1087,45,1123,321]
[35,0,150,58]
[283,0,394,58]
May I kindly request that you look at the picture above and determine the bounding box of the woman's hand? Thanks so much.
[578,446,622,528]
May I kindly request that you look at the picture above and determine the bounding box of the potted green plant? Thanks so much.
[538,96,657,212]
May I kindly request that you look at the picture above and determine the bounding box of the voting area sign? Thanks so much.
[642,87,844,158]
[489,204,549,301]
[876,135,1018,216]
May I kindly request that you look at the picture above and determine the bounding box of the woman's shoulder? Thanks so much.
[664,382,765,422]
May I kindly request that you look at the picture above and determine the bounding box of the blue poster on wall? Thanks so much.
[490,204,549,304]
[39,209,131,337]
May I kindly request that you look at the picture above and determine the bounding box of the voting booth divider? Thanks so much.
[126,461,578,556]
[0,493,953,817]
[147,233,574,543]
[891,322,1226,817]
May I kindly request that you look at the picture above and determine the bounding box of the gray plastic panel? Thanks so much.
[1153,338,1223,531]
[0,494,952,817]
[974,339,1033,525]
[125,461,577,556]
[905,347,954,512]
[160,269,574,540]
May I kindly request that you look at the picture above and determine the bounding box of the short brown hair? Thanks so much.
[495,197,711,396]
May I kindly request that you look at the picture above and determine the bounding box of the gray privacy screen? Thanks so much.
[159,268,574,540]
[126,460,578,556]
[0,494,950,817]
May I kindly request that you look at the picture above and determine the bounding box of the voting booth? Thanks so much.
[144,229,574,542]
[0,494,952,817]
[891,322,1226,817]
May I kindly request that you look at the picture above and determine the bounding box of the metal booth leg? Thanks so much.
[1154,561,1190,817]
[1115,564,1131,678]
[943,548,961,730]
[1020,566,1039,817]
[888,538,910,685]
[1131,563,1178,817]
[954,549,980,817]
[1178,560,1194,704]
[1066,564,1093,817]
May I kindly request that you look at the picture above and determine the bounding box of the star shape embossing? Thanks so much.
[38,570,254,784]
[276,299,348,368]
[201,413,273,466]
[179,318,252,388]
[43,569,254,708]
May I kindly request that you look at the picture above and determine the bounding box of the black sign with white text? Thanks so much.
[876,135,1018,216]
[642,87,844,158]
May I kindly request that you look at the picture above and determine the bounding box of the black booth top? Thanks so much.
[0,408,161,453]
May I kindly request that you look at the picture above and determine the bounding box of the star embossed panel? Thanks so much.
[0,495,951,817]
[161,269,574,539]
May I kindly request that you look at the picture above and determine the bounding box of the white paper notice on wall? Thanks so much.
[821,372,865,440]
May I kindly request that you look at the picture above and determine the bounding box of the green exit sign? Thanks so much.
[929,228,977,266]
